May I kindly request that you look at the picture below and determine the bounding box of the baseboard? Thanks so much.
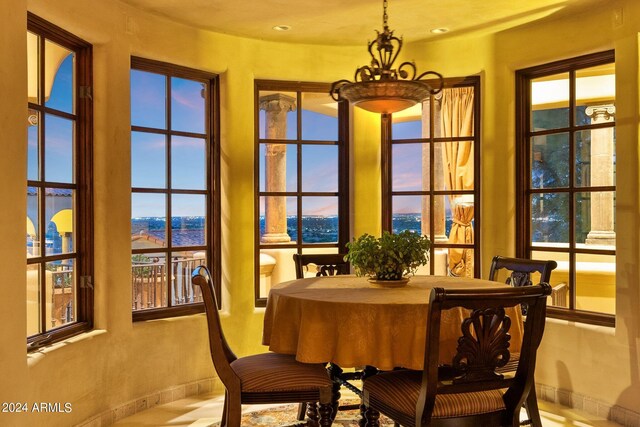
[536,383,640,426]
[75,377,220,427]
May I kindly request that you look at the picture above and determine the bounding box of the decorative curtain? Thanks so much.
[440,87,475,277]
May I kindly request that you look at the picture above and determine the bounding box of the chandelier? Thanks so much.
[330,0,444,114]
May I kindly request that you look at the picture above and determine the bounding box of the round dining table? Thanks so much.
[262,275,524,371]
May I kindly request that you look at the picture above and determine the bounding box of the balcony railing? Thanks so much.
[132,256,205,310]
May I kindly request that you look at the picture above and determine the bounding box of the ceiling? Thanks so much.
[118,0,607,46]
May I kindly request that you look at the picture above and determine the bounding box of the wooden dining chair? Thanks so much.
[293,253,350,278]
[191,266,335,427]
[362,283,552,427]
[488,255,557,288]
[292,253,360,421]
[488,255,557,427]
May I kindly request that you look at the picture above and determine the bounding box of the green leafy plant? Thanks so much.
[345,230,431,280]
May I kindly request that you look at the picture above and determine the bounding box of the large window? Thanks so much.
[130,57,220,320]
[254,81,349,305]
[516,51,615,326]
[382,77,481,277]
[26,14,93,349]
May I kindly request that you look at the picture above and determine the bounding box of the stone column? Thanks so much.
[585,104,616,246]
[421,96,448,275]
[421,96,447,243]
[259,93,296,243]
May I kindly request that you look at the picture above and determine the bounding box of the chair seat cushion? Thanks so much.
[364,370,506,419]
[231,352,333,393]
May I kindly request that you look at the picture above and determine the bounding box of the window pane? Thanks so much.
[258,247,297,299]
[392,195,425,234]
[27,113,39,181]
[44,40,74,114]
[392,117,423,139]
[131,69,166,129]
[439,141,474,191]
[531,73,569,131]
[260,143,297,192]
[44,114,74,183]
[171,194,206,247]
[301,197,338,243]
[449,194,475,244]
[171,136,206,190]
[530,133,569,189]
[171,250,206,306]
[132,252,168,310]
[530,193,569,247]
[27,31,40,105]
[258,91,297,140]
[302,145,338,192]
[171,77,205,134]
[531,250,569,308]
[575,63,615,125]
[575,191,615,250]
[131,132,166,188]
[46,259,75,331]
[27,187,40,258]
[392,143,428,191]
[131,193,167,248]
[301,93,338,140]
[574,129,615,187]
[575,253,615,314]
[27,264,41,336]
[259,196,297,243]
[45,189,74,256]
[449,248,474,278]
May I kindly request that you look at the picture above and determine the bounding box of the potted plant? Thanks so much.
[345,230,431,284]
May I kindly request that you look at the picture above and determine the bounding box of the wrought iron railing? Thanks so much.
[131,256,205,310]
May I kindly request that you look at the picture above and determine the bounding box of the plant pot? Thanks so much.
[367,277,410,288]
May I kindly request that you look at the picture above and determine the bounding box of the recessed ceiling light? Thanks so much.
[273,25,291,32]
[430,28,449,34]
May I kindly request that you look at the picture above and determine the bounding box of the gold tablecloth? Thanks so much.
[262,275,524,371]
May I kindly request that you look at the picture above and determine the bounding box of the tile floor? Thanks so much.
[113,392,622,427]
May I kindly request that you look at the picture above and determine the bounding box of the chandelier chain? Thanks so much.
[383,0,388,27]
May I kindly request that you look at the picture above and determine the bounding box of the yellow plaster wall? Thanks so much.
[406,0,640,412]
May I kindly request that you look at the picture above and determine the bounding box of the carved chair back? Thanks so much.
[191,266,241,391]
[293,253,350,279]
[488,255,557,287]
[418,284,552,426]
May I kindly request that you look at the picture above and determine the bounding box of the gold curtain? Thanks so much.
[440,87,475,277]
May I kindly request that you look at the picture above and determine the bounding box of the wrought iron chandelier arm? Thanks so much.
[356,65,377,82]
[330,79,353,102]
[415,70,445,94]
[329,0,445,113]
[397,61,417,80]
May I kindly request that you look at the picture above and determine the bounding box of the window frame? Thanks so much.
[130,56,221,321]
[515,50,616,327]
[26,13,94,350]
[381,76,482,277]
[253,80,350,307]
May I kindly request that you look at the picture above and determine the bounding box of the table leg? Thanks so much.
[327,363,343,420]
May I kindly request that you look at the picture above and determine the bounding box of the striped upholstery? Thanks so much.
[231,352,333,393]
[498,352,520,373]
[364,370,506,419]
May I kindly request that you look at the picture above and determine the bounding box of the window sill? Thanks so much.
[27,329,107,365]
